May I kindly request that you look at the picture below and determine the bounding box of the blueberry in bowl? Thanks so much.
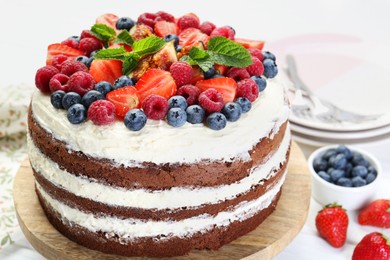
[308,145,382,210]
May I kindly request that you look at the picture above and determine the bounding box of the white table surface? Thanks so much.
[0,0,389,259]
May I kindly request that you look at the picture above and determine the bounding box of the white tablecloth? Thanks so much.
[1,1,389,259]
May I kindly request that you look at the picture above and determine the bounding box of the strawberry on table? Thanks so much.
[315,203,349,248]
[235,38,265,50]
[106,86,139,117]
[352,232,390,260]
[46,43,84,66]
[154,20,178,37]
[89,59,123,85]
[358,199,390,228]
[135,69,177,103]
[196,77,237,103]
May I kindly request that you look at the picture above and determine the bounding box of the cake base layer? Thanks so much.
[36,187,282,257]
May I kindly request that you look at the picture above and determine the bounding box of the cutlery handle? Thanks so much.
[285,55,313,94]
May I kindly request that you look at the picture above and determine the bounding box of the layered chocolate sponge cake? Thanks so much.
[28,11,290,257]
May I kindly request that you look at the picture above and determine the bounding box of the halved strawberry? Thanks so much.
[179,28,210,47]
[214,64,228,75]
[106,86,140,118]
[89,59,123,85]
[235,38,265,50]
[190,66,204,85]
[46,43,84,66]
[108,43,132,52]
[96,13,119,31]
[154,20,178,37]
[135,69,177,103]
[196,77,237,103]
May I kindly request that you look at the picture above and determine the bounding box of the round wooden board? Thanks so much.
[13,141,311,260]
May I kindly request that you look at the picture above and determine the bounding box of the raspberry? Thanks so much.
[49,73,69,92]
[68,71,95,96]
[156,11,175,22]
[61,38,79,49]
[199,21,216,35]
[138,12,158,28]
[51,54,69,70]
[88,100,116,125]
[169,61,193,87]
[142,94,169,120]
[79,37,103,57]
[80,30,98,40]
[210,26,235,40]
[246,56,264,76]
[236,78,259,102]
[248,48,264,61]
[35,65,59,92]
[60,60,88,76]
[226,67,250,81]
[177,14,200,31]
[198,88,224,114]
[177,84,201,105]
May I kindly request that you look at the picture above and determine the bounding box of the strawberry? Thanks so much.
[214,64,228,76]
[179,28,210,47]
[358,199,390,228]
[89,59,123,85]
[352,232,390,260]
[196,77,237,103]
[46,43,84,66]
[135,69,177,103]
[106,86,139,118]
[235,38,265,50]
[315,203,349,248]
[190,66,204,84]
[96,13,119,31]
[154,20,178,37]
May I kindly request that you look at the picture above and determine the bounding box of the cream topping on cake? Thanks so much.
[28,128,290,209]
[31,77,289,167]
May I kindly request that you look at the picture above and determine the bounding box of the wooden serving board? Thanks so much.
[13,141,311,260]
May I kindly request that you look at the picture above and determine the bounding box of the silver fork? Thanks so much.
[285,54,382,123]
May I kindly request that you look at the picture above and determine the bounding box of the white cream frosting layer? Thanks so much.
[31,77,289,166]
[36,170,286,239]
[28,128,290,209]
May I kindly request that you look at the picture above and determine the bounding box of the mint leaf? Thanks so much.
[115,30,134,46]
[207,36,252,68]
[94,47,127,60]
[91,24,116,46]
[180,55,198,66]
[188,47,214,71]
[122,53,140,75]
[132,36,165,56]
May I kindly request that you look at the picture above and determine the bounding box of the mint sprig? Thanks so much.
[90,24,116,47]
[180,47,214,72]
[94,47,127,60]
[132,36,165,56]
[114,30,135,46]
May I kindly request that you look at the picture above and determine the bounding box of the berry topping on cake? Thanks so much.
[251,76,267,92]
[94,81,113,96]
[248,48,264,61]
[106,86,139,117]
[142,94,169,120]
[262,51,276,61]
[50,90,66,109]
[210,26,235,40]
[198,88,224,114]
[35,65,59,92]
[246,56,264,76]
[68,71,95,96]
[89,59,123,85]
[186,104,205,124]
[167,107,187,127]
[163,34,180,48]
[61,38,80,49]
[87,100,116,125]
[236,78,259,102]
[154,21,178,38]
[46,43,84,66]
[263,59,278,78]
[74,55,93,69]
[176,84,201,106]
[62,92,81,110]
[67,103,87,124]
[116,17,135,31]
[135,69,177,102]
[168,95,188,110]
[222,102,242,122]
[96,13,119,30]
[113,75,134,90]
[235,97,252,113]
[199,21,216,36]
[60,60,89,76]
[137,12,158,28]
[196,77,237,103]
[179,28,210,47]
[124,109,147,131]
[235,38,265,50]
[51,54,69,70]
[206,112,227,130]
[81,90,104,109]
[169,61,193,87]
[49,73,69,92]
[226,67,250,81]
[79,37,103,57]
[177,13,201,31]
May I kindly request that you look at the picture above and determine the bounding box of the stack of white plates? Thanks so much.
[268,33,390,146]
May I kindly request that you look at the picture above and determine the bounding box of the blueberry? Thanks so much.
[313,157,328,172]
[366,173,376,184]
[367,165,377,176]
[206,112,227,130]
[89,50,99,58]
[337,177,353,187]
[203,66,215,79]
[74,55,92,68]
[113,75,134,90]
[163,34,179,48]
[262,51,276,61]
[67,104,86,124]
[50,90,66,109]
[116,17,135,31]
[336,145,353,159]
[352,176,367,187]
[124,109,147,131]
[167,108,187,127]
[235,97,252,113]
[94,81,113,96]
[345,163,353,177]
[351,165,368,178]
[317,171,331,182]
[175,45,183,53]
[168,95,188,110]
[251,76,267,92]
[323,148,337,161]
[186,105,205,124]
[352,152,369,167]
[330,169,346,182]
[327,167,335,174]
[263,59,278,78]
[222,102,242,122]
[62,92,81,110]
[68,35,80,42]
[81,90,104,109]
[332,153,347,169]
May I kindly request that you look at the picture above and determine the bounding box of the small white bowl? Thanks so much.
[308,145,382,211]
